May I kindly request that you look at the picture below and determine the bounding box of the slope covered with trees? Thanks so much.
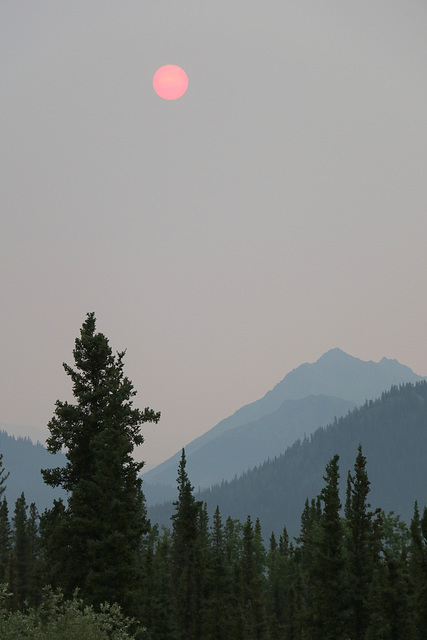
[143,348,424,500]
[149,381,427,538]
[144,394,355,503]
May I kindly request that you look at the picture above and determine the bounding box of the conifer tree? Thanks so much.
[26,502,41,607]
[0,455,10,583]
[267,530,291,639]
[146,526,177,640]
[313,454,345,640]
[374,511,410,639]
[41,312,160,618]
[11,493,30,610]
[294,497,321,635]
[9,499,41,609]
[0,498,11,583]
[194,502,210,640]
[171,449,203,640]
[278,526,289,557]
[238,515,268,640]
[283,552,302,640]
[345,445,377,640]
[223,516,244,639]
[203,506,233,640]
[408,501,427,638]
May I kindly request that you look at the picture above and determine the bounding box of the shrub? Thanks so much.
[0,584,145,640]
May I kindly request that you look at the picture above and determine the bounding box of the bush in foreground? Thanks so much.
[0,585,144,640]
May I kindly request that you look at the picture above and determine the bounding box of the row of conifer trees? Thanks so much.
[1,314,426,639]
[1,445,427,640]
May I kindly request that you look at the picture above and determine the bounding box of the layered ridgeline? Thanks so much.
[148,380,427,539]
[143,348,425,504]
[0,349,424,514]
[0,429,66,510]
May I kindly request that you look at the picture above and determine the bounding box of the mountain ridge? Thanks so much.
[0,429,66,511]
[143,394,355,503]
[142,348,425,496]
[148,380,427,538]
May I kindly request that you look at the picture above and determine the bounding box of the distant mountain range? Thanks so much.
[148,380,427,539]
[0,430,66,511]
[142,348,425,504]
[0,422,48,446]
[0,348,425,520]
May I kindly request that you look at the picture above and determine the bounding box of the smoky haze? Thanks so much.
[1,1,427,468]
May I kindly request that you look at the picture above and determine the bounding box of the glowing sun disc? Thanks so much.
[153,64,188,100]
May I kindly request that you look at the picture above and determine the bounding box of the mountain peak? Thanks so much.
[317,348,356,362]
[143,348,425,491]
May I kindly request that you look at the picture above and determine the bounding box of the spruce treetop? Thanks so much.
[42,312,160,493]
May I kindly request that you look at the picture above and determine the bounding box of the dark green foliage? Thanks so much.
[197,448,427,640]
[0,585,140,639]
[171,449,204,640]
[11,493,30,610]
[313,454,345,640]
[38,499,69,591]
[241,516,268,640]
[0,455,10,582]
[203,506,234,640]
[0,499,11,583]
[344,445,377,640]
[7,494,41,611]
[408,501,427,638]
[377,512,411,639]
[142,526,177,640]
[40,312,160,618]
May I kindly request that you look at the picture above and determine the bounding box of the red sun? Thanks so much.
[153,64,188,100]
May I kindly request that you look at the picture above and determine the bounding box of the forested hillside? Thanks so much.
[143,394,355,503]
[148,381,427,538]
[143,348,424,500]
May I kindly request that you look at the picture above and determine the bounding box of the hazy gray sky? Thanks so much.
[1,1,427,469]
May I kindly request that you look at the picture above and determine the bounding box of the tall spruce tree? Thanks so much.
[11,493,30,611]
[41,312,160,617]
[171,449,203,640]
[204,505,234,640]
[238,515,269,640]
[0,498,11,582]
[0,456,11,583]
[345,445,377,640]
[314,454,345,640]
[294,497,321,635]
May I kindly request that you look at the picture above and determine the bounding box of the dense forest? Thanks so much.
[2,441,427,639]
[0,314,426,639]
